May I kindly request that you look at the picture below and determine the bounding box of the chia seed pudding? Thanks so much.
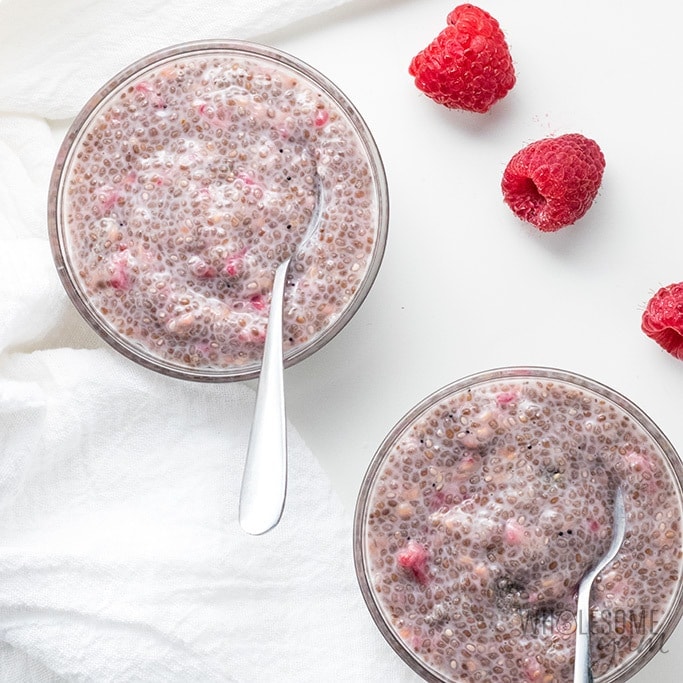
[354,368,683,683]
[48,41,388,380]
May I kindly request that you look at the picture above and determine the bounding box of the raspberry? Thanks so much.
[642,283,683,359]
[501,133,606,231]
[408,4,515,113]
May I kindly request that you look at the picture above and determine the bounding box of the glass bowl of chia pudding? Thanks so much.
[48,40,388,381]
[354,367,683,683]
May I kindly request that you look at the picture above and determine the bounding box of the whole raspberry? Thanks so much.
[408,4,515,113]
[642,283,683,359]
[501,134,606,231]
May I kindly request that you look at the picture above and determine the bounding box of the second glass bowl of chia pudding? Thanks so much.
[354,366,683,683]
[48,40,388,381]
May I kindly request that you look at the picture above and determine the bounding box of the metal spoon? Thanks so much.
[573,486,626,683]
[238,192,320,536]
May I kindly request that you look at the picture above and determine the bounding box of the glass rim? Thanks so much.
[353,365,683,683]
[48,39,389,382]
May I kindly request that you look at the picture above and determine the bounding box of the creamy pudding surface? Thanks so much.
[51,43,385,378]
[357,371,683,683]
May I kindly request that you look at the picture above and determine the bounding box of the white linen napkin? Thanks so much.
[0,1,419,680]
[0,0,348,120]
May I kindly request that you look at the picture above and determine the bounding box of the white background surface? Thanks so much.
[43,0,683,680]
[270,1,683,680]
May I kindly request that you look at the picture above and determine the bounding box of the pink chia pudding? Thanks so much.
[354,368,683,683]
[49,41,387,380]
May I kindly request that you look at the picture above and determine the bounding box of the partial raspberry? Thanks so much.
[396,540,429,584]
[408,4,515,113]
[642,283,683,359]
[501,133,605,231]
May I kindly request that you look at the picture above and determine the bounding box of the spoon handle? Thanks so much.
[573,584,593,683]
[239,258,290,535]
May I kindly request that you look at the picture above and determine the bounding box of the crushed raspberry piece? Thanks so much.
[109,253,130,290]
[642,282,683,359]
[397,540,429,584]
[134,82,166,109]
[224,248,248,277]
[314,109,329,126]
[501,133,606,231]
[496,391,516,406]
[250,294,266,311]
[428,489,448,511]
[98,187,120,214]
[623,450,653,474]
[237,173,255,185]
[408,4,516,113]
[123,171,137,187]
[503,519,526,545]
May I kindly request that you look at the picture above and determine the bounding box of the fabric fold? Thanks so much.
[0,348,416,682]
[0,0,349,120]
